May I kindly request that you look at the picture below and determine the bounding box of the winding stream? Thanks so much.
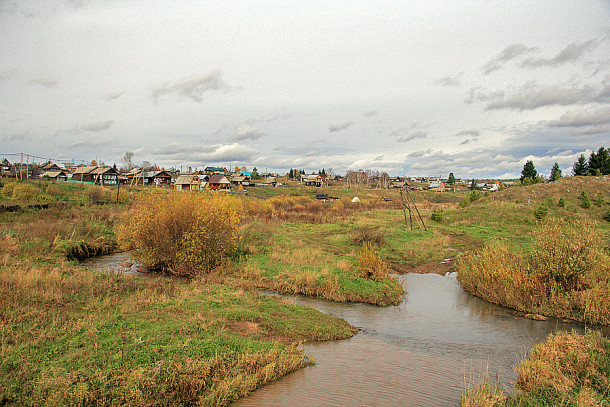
[81,253,601,406]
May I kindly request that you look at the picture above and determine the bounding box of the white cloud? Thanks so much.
[151,70,229,103]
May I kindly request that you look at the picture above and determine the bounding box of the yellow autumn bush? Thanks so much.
[118,192,240,277]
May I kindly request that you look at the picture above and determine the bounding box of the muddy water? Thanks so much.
[80,251,148,276]
[80,254,596,406]
[233,273,589,407]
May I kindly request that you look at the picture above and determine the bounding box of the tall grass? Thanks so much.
[461,330,610,406]
[457,217,610,325]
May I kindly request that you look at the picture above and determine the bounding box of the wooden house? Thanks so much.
[90,167,120,185]
[428,181,446,192]
[40,170,68,181]
[71,166,98,183]
[302,174,323,187]
[230,175,252,187]
[175,175,201,191]
[207,174,231,190]
[204,166,228,175]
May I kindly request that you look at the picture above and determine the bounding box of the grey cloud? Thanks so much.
[151,70,229,103]
[407,149,433,158]
[482,44,538,74]
[432,72,463,87]
[1,130,32,142]
[521,39,598,68]
[459,138,478,145]
[484,82,597,111]
[548,107,610,128]
[364,110,378,117]
[456,129,480,138]
[464,87,505,104]
[0,69,17,81]
[56,120,114,136]
[103,91,123,101]
[234,123,264,141]
[153,143,258,163]
[329,122,353,132]
[29,77,58,88]
[397,131,427,143]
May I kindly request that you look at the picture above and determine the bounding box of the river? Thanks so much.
[81,253,595,406]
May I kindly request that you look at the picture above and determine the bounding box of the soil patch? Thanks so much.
[389,259,455,275]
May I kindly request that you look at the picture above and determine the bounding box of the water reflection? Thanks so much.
[233,273,592,407]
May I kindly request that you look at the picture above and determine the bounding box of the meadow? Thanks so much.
[1,176,609,405]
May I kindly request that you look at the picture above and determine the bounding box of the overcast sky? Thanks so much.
[1,1,609,178]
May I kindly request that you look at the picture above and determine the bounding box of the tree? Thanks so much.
[122,151,134,170]
[251,167,259,179]
[90,159,98,166]
[289,169,294,179]
[588,146,610,175]
[470,178,475,190]
[448,173,456,186]
[549,162,562,181]
[580,191,591,209]
[520,160,537,182]
[572,154,589,176]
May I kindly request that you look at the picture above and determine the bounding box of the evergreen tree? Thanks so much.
[580,191,591,209]
[289,168,294,179]
[470,178,475,190]
[572,154,589,176]
[588,146,610,175]
[448,172,456,186]
[549,162,562,181]
[520,160,537,182]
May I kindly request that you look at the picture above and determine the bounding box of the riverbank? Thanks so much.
[462,330,610,406]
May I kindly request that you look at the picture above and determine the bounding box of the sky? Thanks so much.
[1,0,609,178]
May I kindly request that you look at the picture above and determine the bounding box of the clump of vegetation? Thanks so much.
[457,217,610,325]
[533,202,548,220]
[580,191,591,208]
[358,243,389,281]
[469,190,482,202]
[87,185,112,204]
[604,210,610,222]
[594,191,605,207]
[353,226,386,246]
[557,197,565,207]
[430,208,443,222]
[458,197,470,208]
[462,330,610,406]
[118,192,241,277]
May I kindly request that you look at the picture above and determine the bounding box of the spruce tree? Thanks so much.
[520,160,537,182]
[448,172,456,186]
[549,162,562,181]
[572,154,589,176]
[588,146,610,175]
[289,168,294,179]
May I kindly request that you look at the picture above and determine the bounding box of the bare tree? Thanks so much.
[122,151,134,170]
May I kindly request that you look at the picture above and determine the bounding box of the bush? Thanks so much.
[594,191,605,207]
[353,226,386,246]
[469,190,482,202]
[357,243,389,281]
[604,211,610,222]
[118,192,241,276]
[11,183,39,201]
[580,191,591,209]
[458,197,470,208]
[533,203,548,220]
[557,197,565,207]
[430,208,443,222]
[87,186,111,204]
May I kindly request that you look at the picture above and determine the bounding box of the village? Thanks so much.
[0,156,511,193]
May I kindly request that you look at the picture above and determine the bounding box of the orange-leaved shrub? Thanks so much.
[358,243,389,281]
[118,192,240,277]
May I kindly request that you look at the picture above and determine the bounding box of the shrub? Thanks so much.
[531,218,604,292]
[604,211,610,222]
[430,208,443,222]
[580,191,591,209]
[469,190,482,202]
[458,197,470,208]
[11,183,39,201]
[533,203,548,220]
[594,191,604,207]
[87,186,111,204]
[45,184,61,197]
[557,197,565,207]
[353,226,386,246]
[118,192,240,276]
[357,243,389,281]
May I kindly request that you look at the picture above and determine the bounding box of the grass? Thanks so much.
[461,330,610,406]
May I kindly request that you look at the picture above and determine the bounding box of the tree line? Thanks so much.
[571,147,610,176]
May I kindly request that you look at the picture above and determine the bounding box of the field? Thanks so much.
[1,176,609,405]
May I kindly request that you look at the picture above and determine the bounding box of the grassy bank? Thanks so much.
[0,180,357,406]
[462,330,610,406]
